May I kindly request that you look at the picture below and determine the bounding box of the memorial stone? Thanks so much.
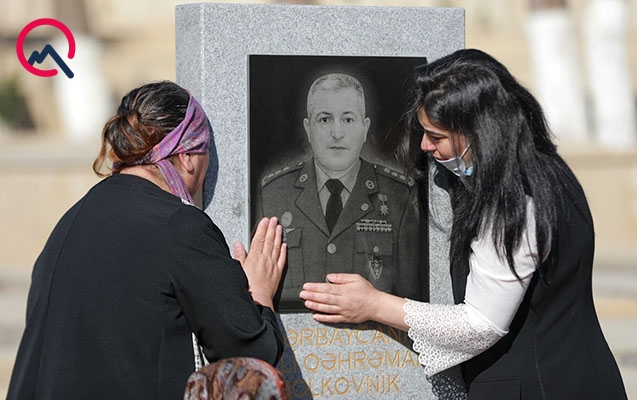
[176,4,464,398]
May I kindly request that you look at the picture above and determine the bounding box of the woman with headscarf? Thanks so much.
[7,81,286,400]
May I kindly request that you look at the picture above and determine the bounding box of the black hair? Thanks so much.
[400,49,567,278]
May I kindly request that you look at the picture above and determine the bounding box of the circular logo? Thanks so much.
[16,18,75,78]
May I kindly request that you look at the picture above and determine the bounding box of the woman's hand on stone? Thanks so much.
[233,217,286,310]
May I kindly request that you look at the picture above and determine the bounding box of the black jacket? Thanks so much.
[451,164,626,399]
[8,174,283,399]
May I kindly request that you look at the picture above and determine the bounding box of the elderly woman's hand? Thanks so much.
[233,217,286,310]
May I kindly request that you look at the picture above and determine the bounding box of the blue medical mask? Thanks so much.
[434,145,473,177]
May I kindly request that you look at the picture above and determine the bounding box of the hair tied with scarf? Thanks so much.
[117,95,211,205]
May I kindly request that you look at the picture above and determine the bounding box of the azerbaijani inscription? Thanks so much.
[277,320,421,398]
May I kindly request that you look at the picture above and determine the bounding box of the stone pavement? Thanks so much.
[0,265,635,398]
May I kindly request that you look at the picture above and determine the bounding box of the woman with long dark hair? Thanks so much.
[300,49,627,399]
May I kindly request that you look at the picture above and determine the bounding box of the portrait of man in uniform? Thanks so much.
[250,56,428,310]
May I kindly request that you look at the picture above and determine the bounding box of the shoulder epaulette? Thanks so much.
[373,164,415,187]
[261,161,304,187]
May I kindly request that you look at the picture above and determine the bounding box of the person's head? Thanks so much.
[403,49,561,277]
[404,48,557,182]
[303,73,370,176]
[184,357,289,400]
[93,81,211,200]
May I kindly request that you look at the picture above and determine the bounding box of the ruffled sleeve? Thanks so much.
[404,301,505,375]
[404,197,539,376]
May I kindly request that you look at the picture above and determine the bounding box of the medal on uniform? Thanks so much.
[280,211,293,228]
[368,256,383,281]
[280,211,293,242]
[378,194,389,216]
[356,219,392,232]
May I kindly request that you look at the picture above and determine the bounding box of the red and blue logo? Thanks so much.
[16,18,75,78]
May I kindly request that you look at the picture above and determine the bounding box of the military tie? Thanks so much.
[325,179,344,233]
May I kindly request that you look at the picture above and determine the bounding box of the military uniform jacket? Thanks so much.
[256,158,427,310]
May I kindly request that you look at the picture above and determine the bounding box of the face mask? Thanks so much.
[434,145,473,177]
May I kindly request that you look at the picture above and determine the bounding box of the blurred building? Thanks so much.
[2,0,636,275]
[0,0,636,397]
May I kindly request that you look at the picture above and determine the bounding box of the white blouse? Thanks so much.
[404,198,540,376]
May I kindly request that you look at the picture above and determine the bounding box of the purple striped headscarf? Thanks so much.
[127,95,210,204]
